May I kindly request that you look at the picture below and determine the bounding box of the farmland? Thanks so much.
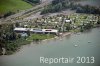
[0,0,32,15]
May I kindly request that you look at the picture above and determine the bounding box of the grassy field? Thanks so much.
[0,0,32,15]
[27,34,55,41]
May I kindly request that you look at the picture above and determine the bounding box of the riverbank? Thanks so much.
[0,32,72,56]
[1,25,100,56]
[0,34,55,55]
[41,32,72,42]
[0,27,100,66]
[0,38,31,55]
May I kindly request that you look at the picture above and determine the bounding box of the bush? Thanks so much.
[3,11,15,18]
[23,0,40,4]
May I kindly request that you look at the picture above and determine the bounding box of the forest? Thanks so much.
[41,0,100,15]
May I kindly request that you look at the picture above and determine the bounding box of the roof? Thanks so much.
[31,29,58,33]
[14,28,58,33]
[14,28,30,31]
[65,20,71,23]
[30,29,43,32]
[42,29,58,33]
[21,33,28,37]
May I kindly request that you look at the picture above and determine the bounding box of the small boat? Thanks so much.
[60,39,62,40]
[74,45,78,47]
[88,41,91,43]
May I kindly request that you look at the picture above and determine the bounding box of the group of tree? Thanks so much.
[0,22,32,55]
[0,23,22,55]
[41,0,82,14]
[75,4,100,15]
[97,16,100,24]
[41,0,70,14]
[41,0,100,15]
[2,11,15,18]
[23,0,41,4]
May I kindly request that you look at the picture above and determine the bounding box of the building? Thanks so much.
[30,28,58,34]
[65,20,71,23]
[14,28,30,33]
[14,28,58,35]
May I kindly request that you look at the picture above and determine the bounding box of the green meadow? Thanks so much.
[0,0,32,15]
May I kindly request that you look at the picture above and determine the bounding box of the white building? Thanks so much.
[14,28,30,32]
[14,28,58,34]
[65,20,71,23]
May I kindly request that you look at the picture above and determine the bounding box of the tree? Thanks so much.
[3,11,15,18]
[65,23,71,31]
[24,0,40,4]
[56,3,62,11]
[97,16,100,24]
[18,34,21,38]
[83,23,93,29]
[15,23,20,27]
[52,0,65,5]
[27,30,30,36]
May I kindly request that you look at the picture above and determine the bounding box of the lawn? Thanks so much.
[27,34,55,41]
[0,0,32,15]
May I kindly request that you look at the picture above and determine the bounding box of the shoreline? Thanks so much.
[1,27,100,56]
[42,32,72,42]
[0,32,72,56]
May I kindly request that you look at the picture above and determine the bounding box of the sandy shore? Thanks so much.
[42,32,72,42]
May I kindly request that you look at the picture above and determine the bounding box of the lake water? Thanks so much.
[0,27,100,66]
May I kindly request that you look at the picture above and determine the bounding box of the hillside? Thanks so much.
[0,0,32,16]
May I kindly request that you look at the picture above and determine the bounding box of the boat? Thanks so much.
[88,41,91,43]
[74,45,78,47]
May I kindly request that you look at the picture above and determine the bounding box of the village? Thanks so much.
[13,13,100,40]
